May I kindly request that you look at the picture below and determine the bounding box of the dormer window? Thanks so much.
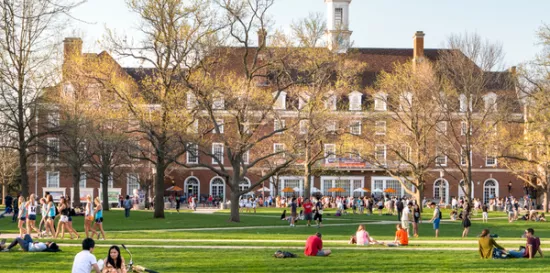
[298,93,310,110]
[374,92,387,111]
[459,94,472,112]
[349,91,362,111]
[273,91,286,110]
[400,91,413,111]
[483,92,497,111]
[212,95,224,110]
[325,93,337,111]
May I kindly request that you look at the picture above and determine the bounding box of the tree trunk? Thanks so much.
[71,170,81,208]
[19,147,29,197]
[303,164,311,199]
[544,186,549,213]
[415,183,424,213]
[229,190,241,222]
[153,162,166,219]
[101,171,110,211]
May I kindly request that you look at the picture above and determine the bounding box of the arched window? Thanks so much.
[458,180,474,199]
[483,179,499,204]
[210,177,225,198]
[239,177,251,192]
[433,179,449,204]
[184,177,200,198]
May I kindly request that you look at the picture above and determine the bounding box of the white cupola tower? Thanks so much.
[325,0,352,53]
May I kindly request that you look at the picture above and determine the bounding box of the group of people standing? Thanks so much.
[8,192,106,240]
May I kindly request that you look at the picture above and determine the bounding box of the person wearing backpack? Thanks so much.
[429,202,442,238]
[124,195,132,218]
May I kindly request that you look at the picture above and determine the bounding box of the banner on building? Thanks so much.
[70,188,94,205]
[42,188,66,202]
[98,188,121,203]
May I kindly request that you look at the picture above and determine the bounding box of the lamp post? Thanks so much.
[439,170,444,204]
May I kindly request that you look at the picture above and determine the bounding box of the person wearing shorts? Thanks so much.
[482,204,488,223]
[84,195,94,238]
[302,198,313,227]
[90,197,106,240]
[429,202,441,238]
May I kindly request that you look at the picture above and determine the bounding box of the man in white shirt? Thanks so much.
[401,202,412,238]
[451,197,458,210]
[72,238,100,273]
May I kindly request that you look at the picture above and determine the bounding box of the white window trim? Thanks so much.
[187,92,197,109]
[79,172,87,188]
[46,171,60,188]
[483,92,497,111]
[272,91,287,110]
[212,143,224,164]
[435,148,447,167]
[460,146,473,166]
[47,137,59,162]
[326,120,337,132]
[374,92,387,111]
[243,150,250,164]
[274,119,285,134]
[400,91,413,111]
[47,111,60,128]
[460,121,472,136]
[375,121,386,136]
[375,144,386,164]
[187,143,199,164]
[324,144,336,164]
[485,153,497,167]
[212,95,225,110]
[350,120,361,135]
[210,177,226,197]
[349,91,362,111]
[274,143,285,157]
[214,119,224,134]
[127,173,140,195]
[436,121,447,136]
[325,93,337,111]
[299,120,308,135]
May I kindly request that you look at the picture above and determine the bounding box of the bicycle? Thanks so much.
[122,244,160,273]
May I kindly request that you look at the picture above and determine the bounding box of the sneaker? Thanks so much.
[1,249,9,252]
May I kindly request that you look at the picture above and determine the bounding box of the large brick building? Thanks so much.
[30,0,525,205]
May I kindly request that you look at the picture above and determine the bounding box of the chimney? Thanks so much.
[509,66,517,75]
[258,29,267,48]
[64,37,83,60]
[413,31,425,62]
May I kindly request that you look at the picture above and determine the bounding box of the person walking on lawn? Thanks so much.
[303,198,313,227]
[429,202,441,238]
[124,195,132,217]
[396,199,404,221]
[290,198,297,227]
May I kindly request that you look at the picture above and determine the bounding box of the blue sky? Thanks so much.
[70,0,549,68]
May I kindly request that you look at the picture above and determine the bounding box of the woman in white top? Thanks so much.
[84,195,94,238]
[25,194,40,237]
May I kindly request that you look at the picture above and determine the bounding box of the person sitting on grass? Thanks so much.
[304,232,331,257]
[102,245,127,273]
[349,224,383,245]
[450,210,458,221]
[1,234,57,252]
[478,229,506,259]
[387,224,408,247]
[508,228,543,259]
[539,213,546,222]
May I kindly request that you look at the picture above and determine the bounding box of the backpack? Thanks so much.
[438,209,442,219]
[124,200,132,209]
[273,250,297,258]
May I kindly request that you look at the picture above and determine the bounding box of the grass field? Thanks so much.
[0,207,548,272]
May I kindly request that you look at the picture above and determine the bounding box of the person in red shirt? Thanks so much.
[387,224,408,247]
[304,232,331,256]
[302,198,314,227]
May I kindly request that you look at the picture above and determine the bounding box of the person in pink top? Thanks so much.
[351,224,383,245]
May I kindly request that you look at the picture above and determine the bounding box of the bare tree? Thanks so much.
[435,32,515,204]
[99,0,221,218]
[356,61,443,210]
[0,0,82,197]
[0,148,18,204]
[499,24,550,212]
[176,0,297,222]
[291,12,326,48]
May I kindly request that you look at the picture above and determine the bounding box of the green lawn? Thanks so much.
[0,207,548,272]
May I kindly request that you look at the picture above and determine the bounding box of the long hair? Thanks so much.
[357,224,365,232]
[480,229,490,237]
[107,245,123,269]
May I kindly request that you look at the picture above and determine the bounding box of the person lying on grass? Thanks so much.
[304,232,331,257]
[349,224,383,245]
[0,234,59,252]
[387,224,408,247]
[478,229,506,259]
